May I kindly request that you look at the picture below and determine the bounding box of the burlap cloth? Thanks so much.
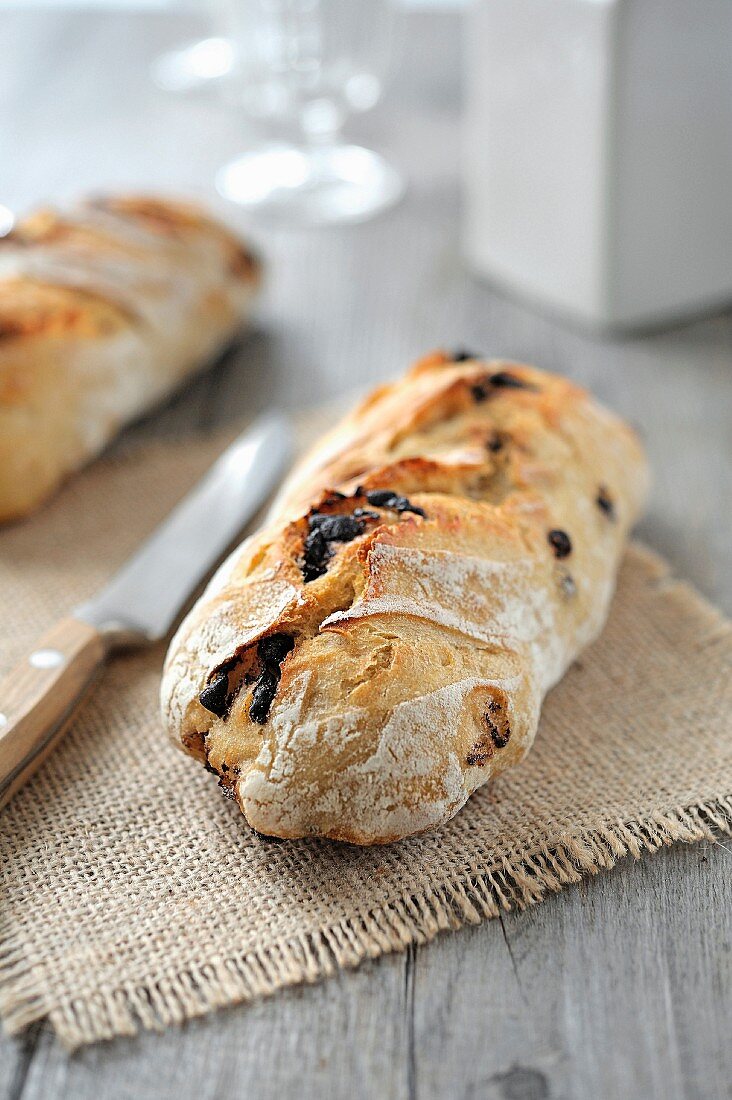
[1,422,731,1051]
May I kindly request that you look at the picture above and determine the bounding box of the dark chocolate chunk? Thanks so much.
[490,371,537,390]
[258,633,295,664]
[248,633,295,724]
[466,743,490,766]
[302,527,331,582]
[363,489,399,507]
[364,489,426,518]
[301,494,423,585]
[486,432,504,453]
[470,381,491,402]
[467,701,510,761]
[452,348,481,362]
[472,372,536,400]
[486,715,511,749]
[301,511,369,582]
[249,666,280,724]
[395,498,426,517]
[548,529,572,559]
[199,672,230,718]
[310,513,364,543]
[484,700,511,748]
[596,486,616,520]
[397,497,427,518]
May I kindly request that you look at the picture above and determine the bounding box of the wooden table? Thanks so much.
[2,9,731,1099]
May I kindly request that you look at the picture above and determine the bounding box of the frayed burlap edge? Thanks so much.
[2,796,730,1050]
[2,542,731,1049]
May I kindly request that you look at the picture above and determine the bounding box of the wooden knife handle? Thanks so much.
[0,617,107,810]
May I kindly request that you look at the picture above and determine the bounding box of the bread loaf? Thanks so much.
[162,352,649,844]
[0,196,260,522]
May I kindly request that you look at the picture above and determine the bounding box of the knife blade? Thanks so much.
[0,412,293,808]
[76,411,292,642]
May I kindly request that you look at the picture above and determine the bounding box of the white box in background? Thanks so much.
[462,0,732,330]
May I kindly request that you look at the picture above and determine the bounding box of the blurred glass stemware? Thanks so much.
[219,0,403,225]
[153,0,404,226]
[152,36,235,95]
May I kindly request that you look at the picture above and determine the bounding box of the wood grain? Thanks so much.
[0,618,106,810]
[0,8,731,1100]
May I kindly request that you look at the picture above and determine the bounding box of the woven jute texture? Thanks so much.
[1,425,731,1050]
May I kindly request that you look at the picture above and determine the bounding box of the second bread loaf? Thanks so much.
[0,195,260,522]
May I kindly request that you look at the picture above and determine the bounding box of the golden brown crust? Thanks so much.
[0,195,261,522]
[0,278,136,341]
[162,352,649,844]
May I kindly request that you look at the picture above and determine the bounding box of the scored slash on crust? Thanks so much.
[199,633,295,726]
[166,351,649,844]
[198,487,433,733]
[300,489,427,584]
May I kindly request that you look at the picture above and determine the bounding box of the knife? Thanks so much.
[0,412,292,810]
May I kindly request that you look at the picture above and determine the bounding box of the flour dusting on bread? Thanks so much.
[162,352,649,843]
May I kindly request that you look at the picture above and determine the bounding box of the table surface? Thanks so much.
[2,9,732,1100]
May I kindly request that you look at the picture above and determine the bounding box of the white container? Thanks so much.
[462,0,732,330]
